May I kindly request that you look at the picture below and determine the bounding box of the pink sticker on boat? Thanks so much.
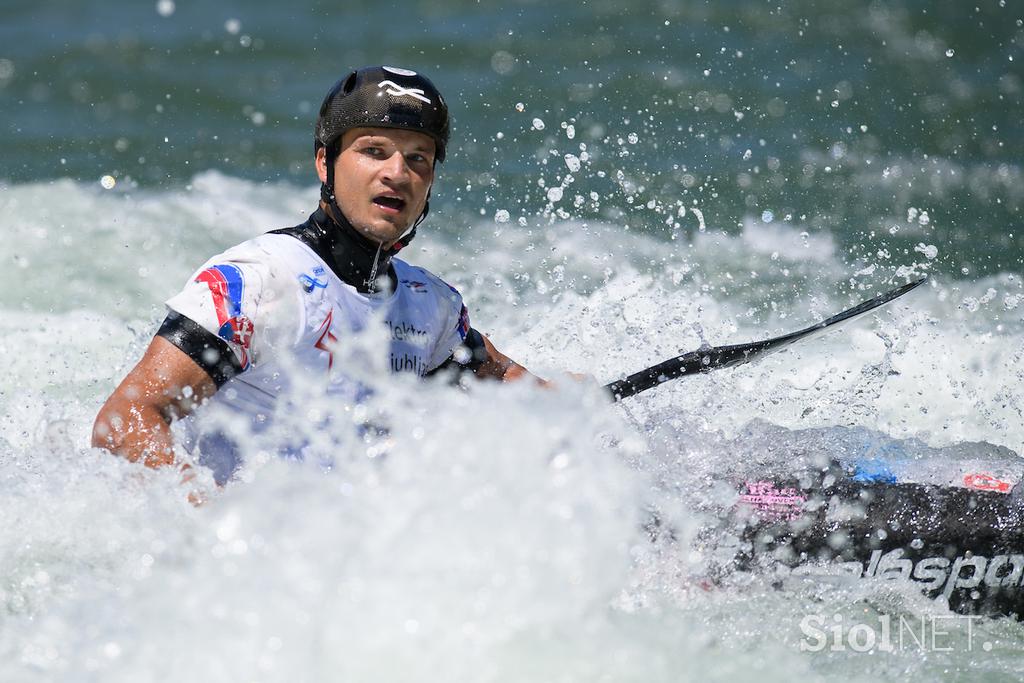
[739,481,807,520]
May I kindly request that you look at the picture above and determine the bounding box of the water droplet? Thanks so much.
[490,50,515,75]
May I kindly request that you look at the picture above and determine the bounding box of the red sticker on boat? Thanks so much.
[963,472,1012,493]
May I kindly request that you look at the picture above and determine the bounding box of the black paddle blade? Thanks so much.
[605,277,928,401]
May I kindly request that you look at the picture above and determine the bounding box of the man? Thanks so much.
[92,66,540,483]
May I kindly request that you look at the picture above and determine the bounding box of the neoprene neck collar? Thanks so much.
[284,206,398,294]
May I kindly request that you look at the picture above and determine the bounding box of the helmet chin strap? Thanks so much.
[389,195,429,253]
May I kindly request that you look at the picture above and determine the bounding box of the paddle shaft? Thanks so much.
[605,277,928,400]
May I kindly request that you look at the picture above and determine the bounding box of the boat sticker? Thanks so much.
[963,472,1013,494]
[738,481,807,520]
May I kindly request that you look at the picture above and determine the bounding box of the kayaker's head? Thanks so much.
[313,66,449,251]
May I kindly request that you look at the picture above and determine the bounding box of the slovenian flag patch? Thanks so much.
[195,264,253,369]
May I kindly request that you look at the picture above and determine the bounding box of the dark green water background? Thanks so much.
[2,0,1021,277]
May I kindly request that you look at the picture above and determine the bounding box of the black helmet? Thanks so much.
[314,65,450,163]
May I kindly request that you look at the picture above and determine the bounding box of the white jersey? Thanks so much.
[164,232,469,481]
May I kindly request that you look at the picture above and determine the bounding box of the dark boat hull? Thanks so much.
[719,469,1024,616]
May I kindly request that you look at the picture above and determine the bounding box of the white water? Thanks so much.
[2,172,1023,681]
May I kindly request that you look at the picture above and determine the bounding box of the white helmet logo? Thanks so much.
[382,66,418,77]
[378,80,431,104]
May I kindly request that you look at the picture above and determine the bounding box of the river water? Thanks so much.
[1,1,1022,680]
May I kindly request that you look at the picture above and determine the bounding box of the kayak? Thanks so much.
[709,461,1024,617]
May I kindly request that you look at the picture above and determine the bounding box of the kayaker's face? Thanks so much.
[316,127,435,248]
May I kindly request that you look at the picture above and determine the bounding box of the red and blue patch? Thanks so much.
[457,305,470,340]
[196,264,244,330]
[195,264,253,369]
[400,279,429,293]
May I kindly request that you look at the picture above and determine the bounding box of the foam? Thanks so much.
[2,173,1022,680]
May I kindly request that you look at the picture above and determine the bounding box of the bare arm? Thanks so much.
[92,336,217,469]
[472,333,549,385]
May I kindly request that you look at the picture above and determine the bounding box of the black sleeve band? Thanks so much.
[157,311,244,388]
[426,327,489,378]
